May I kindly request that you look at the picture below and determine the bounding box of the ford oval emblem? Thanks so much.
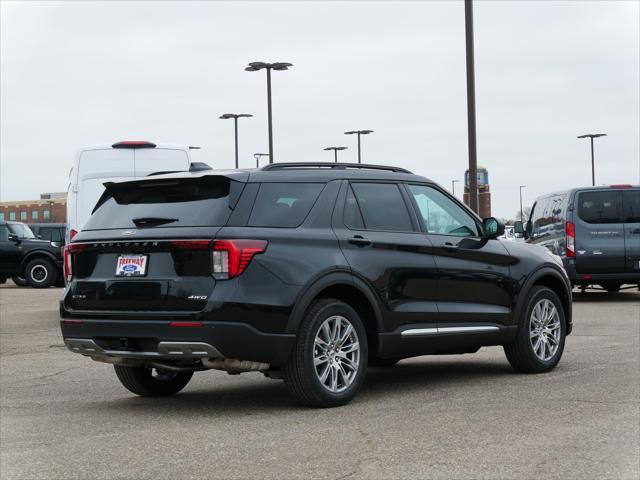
[122,230,137,236]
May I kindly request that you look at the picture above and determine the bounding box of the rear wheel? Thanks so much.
[504,286,566,373]
[25,258,56,288]
[283,299,367,408]
[114,365,193,397]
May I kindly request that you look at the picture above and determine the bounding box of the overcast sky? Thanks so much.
[1,0,638,218]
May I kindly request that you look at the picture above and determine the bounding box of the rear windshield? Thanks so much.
[83,176,237,230]
[577,191,622,224]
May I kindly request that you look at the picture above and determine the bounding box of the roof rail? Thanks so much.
[261,162,412,174]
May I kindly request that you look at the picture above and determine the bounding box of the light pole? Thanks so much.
[577,133,607,186]
[451,180,460,196]
[344,130,373,164]
[519,185,527,222]
[219,113,252,169]
[464,0,479,214]
[324,146,348,163]
[245,61,293,164]
[254,152,269,168]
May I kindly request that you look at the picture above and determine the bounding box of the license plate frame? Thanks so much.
[115,254,149,277]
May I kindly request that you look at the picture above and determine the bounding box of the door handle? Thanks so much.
[348,235,372,247]
[441,242,459,252]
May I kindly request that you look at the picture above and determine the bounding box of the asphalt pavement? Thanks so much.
[1,283,638,480]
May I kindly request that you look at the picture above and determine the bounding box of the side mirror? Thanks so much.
[483,217,505,239]
[513,221,525,235]
[7,233,19,242]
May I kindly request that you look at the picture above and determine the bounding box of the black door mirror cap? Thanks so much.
[7,233,19,242]
[482,217,505,239]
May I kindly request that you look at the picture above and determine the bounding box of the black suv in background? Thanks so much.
[0,221,64,288]
[61,163,572,407]
[515,185,640,292]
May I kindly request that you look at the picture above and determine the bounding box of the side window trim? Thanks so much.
[347,180,419,233]
[403,182,483,238]
[342,184,366,231]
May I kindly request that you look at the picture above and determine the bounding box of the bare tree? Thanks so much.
[515,206,532,222]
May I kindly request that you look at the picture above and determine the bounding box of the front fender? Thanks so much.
[513,264,573,335]
[20,250,60,271]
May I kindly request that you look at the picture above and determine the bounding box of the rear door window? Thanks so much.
[622,190,640,223]
[577,191,622,224]
[350,183,414,232]
[39,227,63,242]
[248,183,324,228]
[83,176,236,230]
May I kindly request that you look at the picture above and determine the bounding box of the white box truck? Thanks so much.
[66,141,194,240]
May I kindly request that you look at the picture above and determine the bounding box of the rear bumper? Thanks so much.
[60,319,295,365]
[563,261,640,284]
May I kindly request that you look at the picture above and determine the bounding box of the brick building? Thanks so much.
[463,166,492,218]
[0,192,67,224]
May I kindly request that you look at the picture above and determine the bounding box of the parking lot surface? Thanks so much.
[1,284,638,480]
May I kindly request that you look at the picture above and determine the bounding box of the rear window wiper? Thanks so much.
[132,216,179,228]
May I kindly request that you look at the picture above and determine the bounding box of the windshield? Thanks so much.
[8,223,36,239]
[84,176,238,230]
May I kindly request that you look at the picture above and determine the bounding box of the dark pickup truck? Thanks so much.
[0,221,63,288]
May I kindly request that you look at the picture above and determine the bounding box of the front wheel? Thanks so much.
[283,299,368,408]
[114,365,193,397]
[504,286,566,373]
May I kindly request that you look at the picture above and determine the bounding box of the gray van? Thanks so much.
[515,185,640,292]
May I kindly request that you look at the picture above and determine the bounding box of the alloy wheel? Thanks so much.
[529,299,561,361]
[313,315,360,393]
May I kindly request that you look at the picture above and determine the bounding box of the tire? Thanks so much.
[24,258,56,288]
[368,358,399,368]
[283,299,368,408]
[11,276,29,287]
[504,286,566,373]
[114,365,193,397]
[602,283,621,293]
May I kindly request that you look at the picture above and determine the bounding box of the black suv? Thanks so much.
[0,221,64,288]
[61,163,572,407]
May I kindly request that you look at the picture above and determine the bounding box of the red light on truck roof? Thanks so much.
[112,141,157,149]
[609,184,632,188]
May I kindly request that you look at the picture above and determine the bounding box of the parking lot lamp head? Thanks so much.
[577,133,607,186]
[324,146,348,163]
[219,113,253,169]
[245,62,294,163]
[344,130,374,164]
[253,152,270,168]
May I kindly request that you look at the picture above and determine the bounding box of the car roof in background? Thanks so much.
[78,143,190,152]
[533,184,640,200]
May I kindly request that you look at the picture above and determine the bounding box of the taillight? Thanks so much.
[69,229,78,240]
[63,243,88,282]
[211,240,267,279]
[566,222,576,258]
